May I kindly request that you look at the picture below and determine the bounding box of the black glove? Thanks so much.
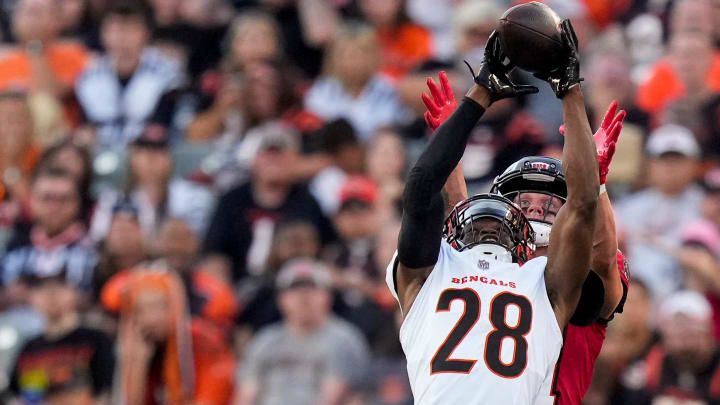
[534,19,583,99]
[467,31,538,105]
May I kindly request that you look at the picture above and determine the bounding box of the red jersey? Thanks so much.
[547,251,630,405]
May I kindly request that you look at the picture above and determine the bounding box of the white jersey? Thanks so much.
[386,241,563,405]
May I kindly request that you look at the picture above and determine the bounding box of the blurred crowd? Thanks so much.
[0,0,718,404]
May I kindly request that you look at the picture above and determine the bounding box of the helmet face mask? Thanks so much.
[444,194,535,263]
[491,157,567,248]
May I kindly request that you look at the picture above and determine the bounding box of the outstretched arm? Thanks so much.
[422,71,469,216]
[590,102,625,319]
[395,32,538,315]
[546,85,599,329]
[561,101,626,320]
[541,20,600,329]
[396,87,490,313]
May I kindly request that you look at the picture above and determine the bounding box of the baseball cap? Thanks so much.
[339,176,378,211]
[658,290,712,324]
[681,220,720,257]
[645,124,700,158]
[131,124,169,149]
[275,258,332,290]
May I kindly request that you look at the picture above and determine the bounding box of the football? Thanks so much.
[498,1,565,74]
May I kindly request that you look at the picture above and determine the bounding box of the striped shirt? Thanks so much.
[1,239,97,290]
[75,47,184,147]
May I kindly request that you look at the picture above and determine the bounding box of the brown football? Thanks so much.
[498,2,564,74]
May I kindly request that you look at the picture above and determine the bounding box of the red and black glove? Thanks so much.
[560,100,626,185]
[422,71,458,132]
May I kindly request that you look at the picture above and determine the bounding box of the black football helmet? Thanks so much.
[444,194,535,263]
[490,156,566,247]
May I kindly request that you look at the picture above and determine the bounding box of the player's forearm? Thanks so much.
[442,162,468,216]
[591,193,617,276]
[561,87,599,215]
[405,89,487,199]
[399,89,486,268]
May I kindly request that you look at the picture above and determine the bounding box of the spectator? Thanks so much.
[404,0,455,59]
[584,52,647,188]
[309,119,364,215]
[75,0,184,146]
[34,139,94,223]
[151,0,229,79]
[94,202,146,293]
[669,0,716,44]
[106,270,235,405]
[0,91,41,237]
[156,218,238,326]
[325,176,387,343]
[220,11,283,74]
[0,0,90,96]
[679,221,720,339]
[58,0,95,41]
[702,169,720,232]
[366,128,405,221]
[616,124,703,298]
[615,291,720,404]
[203,128,334,282]
[452,0,503,68]
[188,61,305,143]
[9,269,114,405]
[235,258,369,405]
[238,220,322,333]
[89,125,215,245]
[359,0,432,80]
[636,31,720,116]
[589,279,656,405]
[1,167,96,291]
[304,24,412,140]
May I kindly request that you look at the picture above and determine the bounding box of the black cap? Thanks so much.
[21,268,70,287]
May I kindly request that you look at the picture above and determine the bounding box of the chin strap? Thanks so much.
[475,244,514,263]
[529,221,552,248]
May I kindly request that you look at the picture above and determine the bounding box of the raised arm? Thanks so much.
[422,71,469,216]
[395,32,538,315]
[590,102,626,319]
[539,20,600,329]
[561,100,626,321]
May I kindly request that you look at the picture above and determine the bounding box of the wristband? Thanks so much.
[599,184,607,196]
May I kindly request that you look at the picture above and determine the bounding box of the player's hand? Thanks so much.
[559,100,625,184]
[533,19,582,99]
[422,71,458,132]
[468,31,538,105]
